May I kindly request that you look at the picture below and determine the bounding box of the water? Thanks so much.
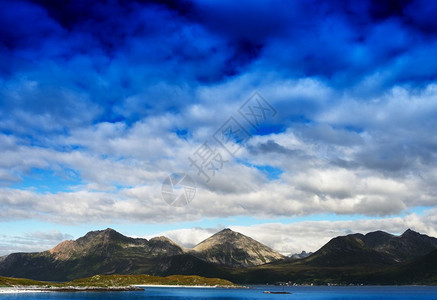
[1,286,437,299]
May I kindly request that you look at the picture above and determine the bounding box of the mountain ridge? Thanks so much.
[0,228,436,284]
[303,228,437,267]
[0,227,284,281]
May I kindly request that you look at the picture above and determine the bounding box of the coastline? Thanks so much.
[0,288,49,294]
[0,284,240,293]
[133,284,241,289]
[0,286,144,293]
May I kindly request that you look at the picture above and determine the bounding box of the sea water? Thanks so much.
[1,286,437,299]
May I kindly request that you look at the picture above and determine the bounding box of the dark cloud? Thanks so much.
[248,140,297,156]
[369,0,412,21]
[1,0,436,134]
[297,124,363,147]
[402,0,437,35]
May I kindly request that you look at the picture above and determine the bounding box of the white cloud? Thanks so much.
[0,79,436,229]
[0,230,73,256]
[147,211,437,256]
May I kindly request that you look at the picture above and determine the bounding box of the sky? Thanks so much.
[1,0,437,256]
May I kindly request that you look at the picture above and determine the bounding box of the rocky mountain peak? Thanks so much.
[49,228,149,261]
[149,236,176,243]
[213,228,237,236]
[82,228,127,241]
[147,236,185,256]
[206,228,249,241]
[192,229,284,267]
[401,228,416,236]
[362,230,394,248]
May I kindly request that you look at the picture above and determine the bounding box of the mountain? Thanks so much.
[289,251,313,259]
[1,228,436,285]
[364,229,437,262]
[304,233,394,267]
[191,228,285,267]
[48,228,184,260]
[304,229,437,267]
[0,228,186,281]
[229,229,437,285]
[0,228,283,281]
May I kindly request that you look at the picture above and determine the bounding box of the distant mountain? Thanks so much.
[289,251,313,259]
[191,228,285,267]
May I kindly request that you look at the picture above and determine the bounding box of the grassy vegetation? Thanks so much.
[65,274,236,287]
[0,274,236,288]
[0,276,48,287]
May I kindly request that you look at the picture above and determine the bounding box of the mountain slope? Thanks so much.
[191,228,285,267]
[393,249,437,284]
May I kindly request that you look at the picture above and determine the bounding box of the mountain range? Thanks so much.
[0,228,436,285]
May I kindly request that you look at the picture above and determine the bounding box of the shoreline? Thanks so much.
[1,284,436,294]
[0,284,241,293]
[0,286,144,293]
[133,284,241,289]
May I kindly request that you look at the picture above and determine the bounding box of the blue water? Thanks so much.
[1,286,437,299]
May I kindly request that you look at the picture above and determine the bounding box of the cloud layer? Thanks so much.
[0,0,436,252]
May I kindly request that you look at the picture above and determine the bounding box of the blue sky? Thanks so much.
[1,0,437,255]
